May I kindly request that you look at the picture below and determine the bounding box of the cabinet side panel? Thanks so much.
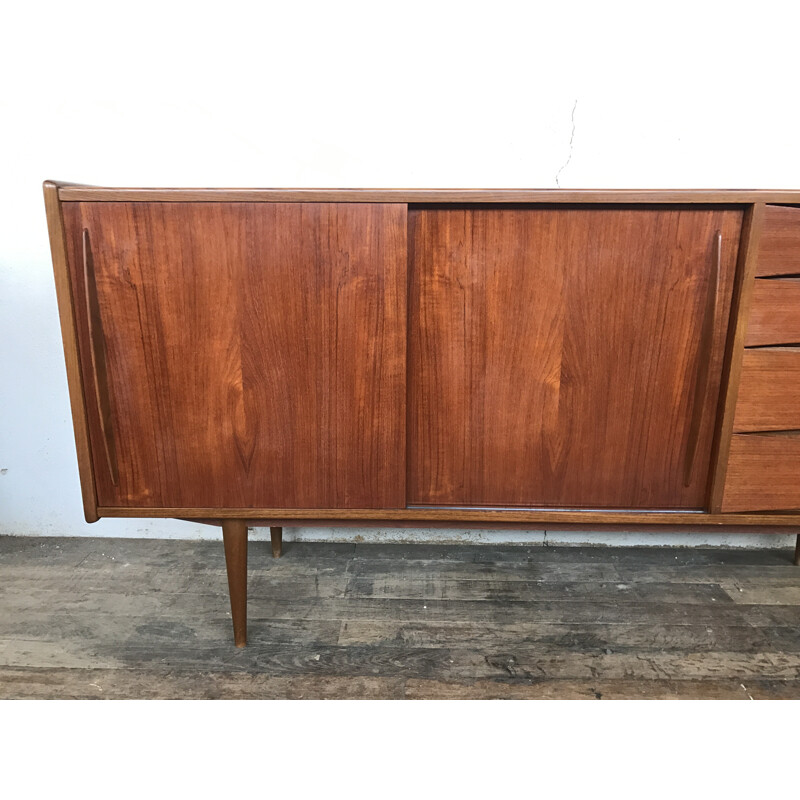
[44,183,98,521]
[409,206,743,509]
[61,202,406,509]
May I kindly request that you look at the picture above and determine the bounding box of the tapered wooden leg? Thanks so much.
[270,526,283,558]
[222,520,248,647]
[794,534,800,566]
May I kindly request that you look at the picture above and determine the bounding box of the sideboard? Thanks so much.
[44,182,800,646]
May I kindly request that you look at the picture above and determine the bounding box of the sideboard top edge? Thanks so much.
[51,184,800,204]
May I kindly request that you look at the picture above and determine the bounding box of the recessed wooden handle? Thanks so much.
[82,228,118,486]
[683,231,722,487]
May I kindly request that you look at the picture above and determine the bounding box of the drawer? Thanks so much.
[721,433,800,512]
[757,205,800,277]
[744,279,800,346]
[733,348,800,432]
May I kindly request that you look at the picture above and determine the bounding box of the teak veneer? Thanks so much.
[45,183,800,646]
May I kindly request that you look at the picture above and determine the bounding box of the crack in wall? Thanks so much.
[554,99,578,187]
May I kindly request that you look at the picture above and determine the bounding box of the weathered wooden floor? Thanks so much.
[0,535,799,699]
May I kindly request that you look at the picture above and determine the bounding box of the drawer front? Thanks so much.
[721,434,800,512]
[733,349,800,432]
[757,205,800,277]
[745,279,800,346]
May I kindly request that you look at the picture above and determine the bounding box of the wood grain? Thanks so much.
[2,537,800,699]
[708,204,765,511]
[722,433,800,512]
[684,230,721,486]
[9,668,800,699]
[270,526,282,559]
[54,185,800,204]
[744,279,800,346]
[80,229,118,485]
[757,205,800,276]
[60,202,407,510]
[93,506,800,527]
[222,520,248,647]
[733,349,800,432]
[409,206,743,509]
[43,182,98,522]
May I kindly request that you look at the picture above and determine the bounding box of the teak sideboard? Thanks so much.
[44,182,800,646]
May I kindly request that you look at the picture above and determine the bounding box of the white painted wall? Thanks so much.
[2,0,799,548]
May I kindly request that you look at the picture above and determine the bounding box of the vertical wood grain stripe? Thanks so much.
[81,229,118,486]
[684,231,721,486]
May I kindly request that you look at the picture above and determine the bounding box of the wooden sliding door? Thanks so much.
[409,206,743,509]
[62,202,407,509]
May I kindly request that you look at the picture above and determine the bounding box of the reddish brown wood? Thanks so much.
[184,518,800,534]
[43,182,99,522]
[707,204,765,512]
[409,206,743,509]
[95,505,800,527]
[55,185,800,205]
[757,205,800,276]
[60,202,407,510]
[733,349,800,432]
[80,229,118,486]
[221,520,248,647]
[684,230,722,486]
[45,184,800,529]
[270,526,282,558]
[744,279,800,346]
[722,434,800,512]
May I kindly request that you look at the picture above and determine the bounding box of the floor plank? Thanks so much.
[0,536,798,699]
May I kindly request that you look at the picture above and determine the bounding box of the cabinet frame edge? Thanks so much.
[44,181,99,522]
[96,506,800,527]
[56,186,800,204]
[707,203,766,512]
